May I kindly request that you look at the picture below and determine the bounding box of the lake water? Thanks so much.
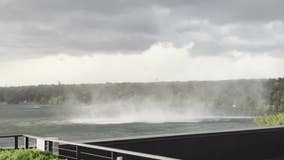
[0,104,258,142]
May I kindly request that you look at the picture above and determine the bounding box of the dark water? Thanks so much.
[0,104,258,142]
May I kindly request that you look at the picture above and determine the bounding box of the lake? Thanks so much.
[0,104,258,142]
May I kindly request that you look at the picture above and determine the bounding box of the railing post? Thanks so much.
[36,138,46,151]
[111,152,114,160]
[44,141,47,151]
[24,137,29,149]
[113,152,123,160]
[48,141,53,153]
[116,156,123,160]
[76,146,79,160]
[14,136,18,149]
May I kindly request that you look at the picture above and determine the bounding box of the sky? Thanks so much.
[0,0,284,86]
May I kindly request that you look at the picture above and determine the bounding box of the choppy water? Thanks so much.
[0,104,258,142]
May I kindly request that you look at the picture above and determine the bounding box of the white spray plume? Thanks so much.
[63,99,252,124]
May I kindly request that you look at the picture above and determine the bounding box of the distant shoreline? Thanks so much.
[0,78,283,116]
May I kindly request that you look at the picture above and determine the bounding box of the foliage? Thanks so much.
[269,78,284,112]
[0,149,59,160]
[254,113,284,126]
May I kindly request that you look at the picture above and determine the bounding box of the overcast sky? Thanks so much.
[0,0,284,86]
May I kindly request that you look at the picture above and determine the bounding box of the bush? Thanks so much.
[254,113,284,126]
[0,149,59,160]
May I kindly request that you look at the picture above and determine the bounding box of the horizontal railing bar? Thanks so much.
[53,147,113,160]
[55,147,112,159]
[23,134,43,139]
[54,147,77,153]
[0,135,22,138]
[0,147,19,150]
[80,151,112,160]
[23,134,179,160]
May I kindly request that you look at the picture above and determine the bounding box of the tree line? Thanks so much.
[0,78,283,115]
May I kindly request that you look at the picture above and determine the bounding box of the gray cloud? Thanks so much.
[0,0,284,57]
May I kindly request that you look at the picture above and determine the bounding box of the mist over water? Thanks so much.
[60,100,252,125]
[49,80,267,125]
[68,104,209,124]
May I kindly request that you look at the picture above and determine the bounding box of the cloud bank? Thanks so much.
[0,0,283,85]
[0,0,284,57]
[0,42,283,86]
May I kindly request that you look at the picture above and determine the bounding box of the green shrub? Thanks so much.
[254,113,284,126]
[0,149,59,160]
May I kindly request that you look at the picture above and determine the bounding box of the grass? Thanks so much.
[254,113,284,126]
[0,149,60,160]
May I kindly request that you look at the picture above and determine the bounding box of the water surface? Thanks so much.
[0,104,258,141]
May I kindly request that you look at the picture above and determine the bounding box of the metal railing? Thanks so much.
[0,134,179,160]
[0,135,23,149]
